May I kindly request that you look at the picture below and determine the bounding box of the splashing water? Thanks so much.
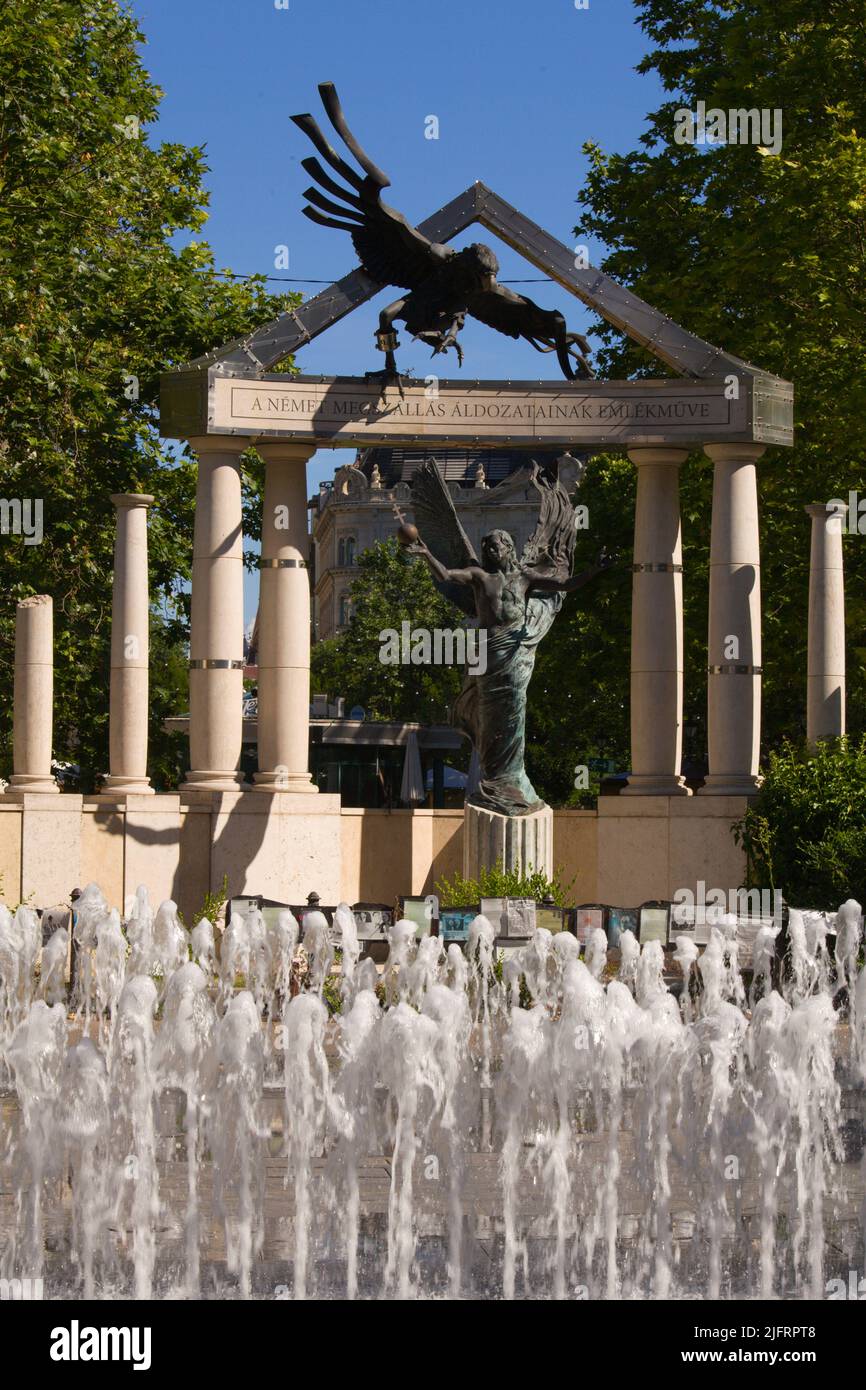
[0,886,863,1299]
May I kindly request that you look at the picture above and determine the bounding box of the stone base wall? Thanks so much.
[0,794,748,919]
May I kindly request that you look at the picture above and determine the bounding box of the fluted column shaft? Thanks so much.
[253,442,316,792]
[700,443,764,794]
[104,493,154,795]
[806,502,845,743]
[10,594,58,794]
[623,448,690,795]
[181,437,247,792]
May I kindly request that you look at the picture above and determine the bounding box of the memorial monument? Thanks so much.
[1,77,797,911]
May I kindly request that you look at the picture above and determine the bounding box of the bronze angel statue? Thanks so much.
[404,459,611,817]
[291,84,593,382]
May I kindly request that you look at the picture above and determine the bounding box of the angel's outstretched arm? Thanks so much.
[411,542,478,590]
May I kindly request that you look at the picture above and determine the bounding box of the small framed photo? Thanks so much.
[439,907,476,943]
[292,904,335,935]
[260,903,297,936]
[575,904,607,946]
[39,905,71,946]
[227,895,264,925]
[351,903,393,942]
[606,906,638,949]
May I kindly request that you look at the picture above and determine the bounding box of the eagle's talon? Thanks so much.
[364,366,411,402]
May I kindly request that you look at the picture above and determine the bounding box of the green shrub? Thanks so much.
[435,858,573,908]
[732,737,866,909]
[179,874,229,932]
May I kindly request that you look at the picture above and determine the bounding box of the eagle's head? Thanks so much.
[458,242,500,291]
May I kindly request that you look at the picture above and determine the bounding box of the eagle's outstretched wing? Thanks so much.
[291,83,448,290]
[410,460,479,618]
[520,462,577,584]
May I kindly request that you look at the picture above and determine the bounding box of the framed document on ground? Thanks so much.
[399,896,435,938]
[638,902,670,946]
[670,904,714,946]
[535,905,566,935]
[480,897,508,936]
[505,898,536,939]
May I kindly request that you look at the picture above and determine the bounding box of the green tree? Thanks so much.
[526,455,638,804]
[572,0,866,767]
[0,0,298,788]
[311,539,465,727]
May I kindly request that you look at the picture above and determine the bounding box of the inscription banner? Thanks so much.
[203,373,764,449]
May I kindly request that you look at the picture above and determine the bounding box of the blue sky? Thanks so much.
[132,0,664,618]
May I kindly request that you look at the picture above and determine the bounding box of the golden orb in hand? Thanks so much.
[397,522,419,547]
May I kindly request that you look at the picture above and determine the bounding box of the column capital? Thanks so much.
[186,434,251,457]
[110,492,155,510]
[703,443,765,465]
[626,447,689,468]
[805,501,844,522]
[253,440,318,465]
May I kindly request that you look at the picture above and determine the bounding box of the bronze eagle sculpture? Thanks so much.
[290,84,594,382]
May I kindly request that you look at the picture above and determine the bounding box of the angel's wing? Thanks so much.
[291,83,449,290]
[410,460,479,618]
[520,464,577,584]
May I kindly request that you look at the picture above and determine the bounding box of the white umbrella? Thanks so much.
[400,729,426,806]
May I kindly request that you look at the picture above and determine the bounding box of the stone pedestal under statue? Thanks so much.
[463,801,553,881]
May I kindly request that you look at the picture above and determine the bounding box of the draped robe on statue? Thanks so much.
[454,592,563,816]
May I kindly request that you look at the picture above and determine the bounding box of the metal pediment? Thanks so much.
[160,181,792,447]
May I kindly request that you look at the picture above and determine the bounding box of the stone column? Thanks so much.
[253,442,316,792]
[623,448,690,795]
[9,595,58,795]
[700,443,765,794]
[181,437,247,792]
[805,501,845,743]
[103,494,154,795]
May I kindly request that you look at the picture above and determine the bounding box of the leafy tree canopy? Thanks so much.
[569,0,866,774]
[311,539,465,728]
[0,0,298,788]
